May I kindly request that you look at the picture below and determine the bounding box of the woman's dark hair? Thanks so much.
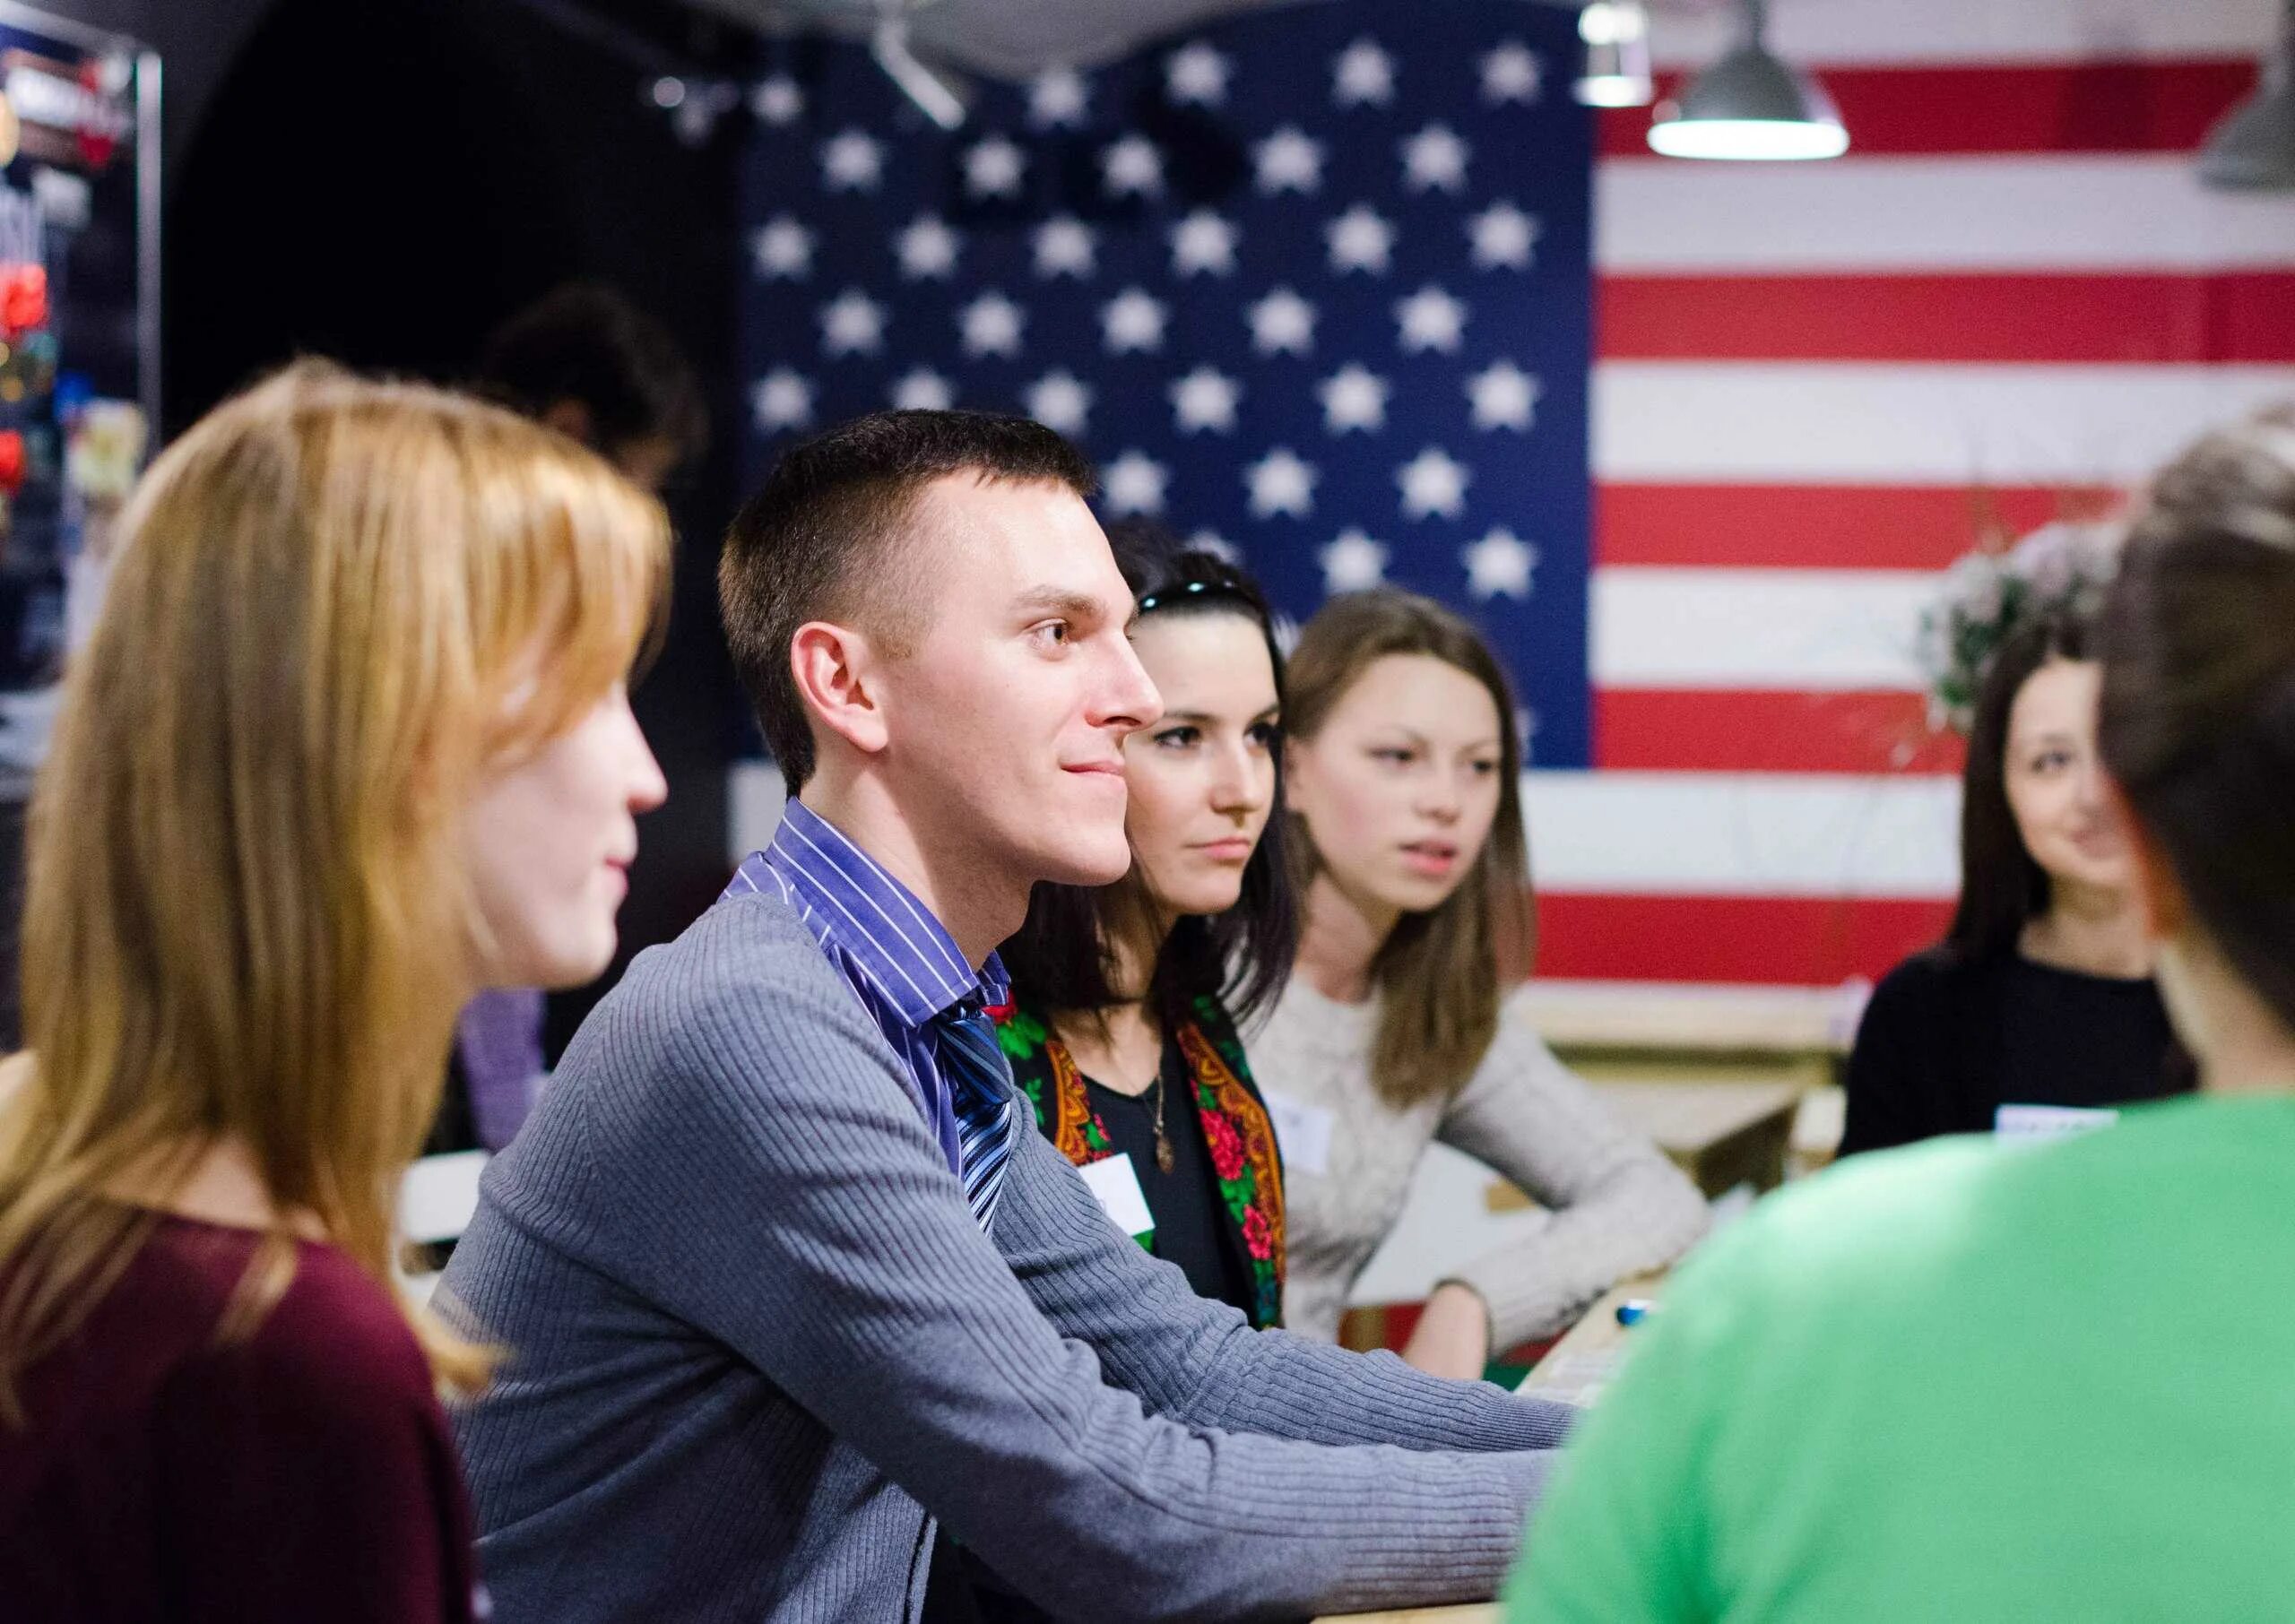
[1944,608,2096,961]
[1285,589,1532,1108]
[1000,522,1297,1036]
[2098,404,2295,1035]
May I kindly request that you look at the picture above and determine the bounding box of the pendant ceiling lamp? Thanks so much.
[1647,0,1847,161]
[1575,2,1654,108]
[2198,0,2295,190]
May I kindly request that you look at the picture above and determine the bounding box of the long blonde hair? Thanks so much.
[0,361,668,1419]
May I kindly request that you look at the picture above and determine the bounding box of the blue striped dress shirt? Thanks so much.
[723,800,1015,1228]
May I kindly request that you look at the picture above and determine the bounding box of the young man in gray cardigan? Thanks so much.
[439,410,1575,1622]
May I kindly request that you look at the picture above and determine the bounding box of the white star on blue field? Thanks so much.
[739,0,1592,764]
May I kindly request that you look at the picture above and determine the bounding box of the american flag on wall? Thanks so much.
[734,0,2295,990]
[732,5,1594,861]
[1560,0,2295,986]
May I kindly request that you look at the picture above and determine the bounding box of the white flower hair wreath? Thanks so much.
[1915,521,2125,736]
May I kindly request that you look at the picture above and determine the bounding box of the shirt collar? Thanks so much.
[758,800,1008,1026]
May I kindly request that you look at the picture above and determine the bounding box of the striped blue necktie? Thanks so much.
[933,997,1017,1231]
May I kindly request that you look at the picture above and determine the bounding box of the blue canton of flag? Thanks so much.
[738,0,1593,765]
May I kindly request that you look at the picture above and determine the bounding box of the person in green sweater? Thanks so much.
[1505,404,2295,1622]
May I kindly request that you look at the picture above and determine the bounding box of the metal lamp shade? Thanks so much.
[2198,73,2295,189]
[1648,44,1848,160]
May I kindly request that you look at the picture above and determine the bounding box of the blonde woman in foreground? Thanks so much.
[0,365,667,1622]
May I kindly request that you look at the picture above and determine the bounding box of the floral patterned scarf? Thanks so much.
[993,993,1287,1329]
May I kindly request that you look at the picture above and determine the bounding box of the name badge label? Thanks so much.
[1262,1091,1335,1176]
[1078,1152,1156,1240]
[1995,1102,2120,1143]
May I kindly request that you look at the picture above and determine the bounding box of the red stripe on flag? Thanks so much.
[1598,272,2295,365]
[1535,894,1954,986]
[1596,483,2126,570]
[1594,690,1966,775]
[1597,58,2256,159]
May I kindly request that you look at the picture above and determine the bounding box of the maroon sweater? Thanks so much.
[0,1214,479,1622]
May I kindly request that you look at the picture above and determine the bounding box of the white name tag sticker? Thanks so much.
[1078,1152,1156,1240]
[1261,1091,1334,1177]
[1996,1102,2120,1143]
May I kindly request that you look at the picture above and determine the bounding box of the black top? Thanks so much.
[1082,1044,1256,1317]
[1840,946,2189,1157]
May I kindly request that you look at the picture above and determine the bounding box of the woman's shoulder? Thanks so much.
[30,1219,450,1491]
[1242,974,1378,1070]
[1660,1133,2013,1343]
[160,1230,441,1430]
[1863,944,2001,1024]
[1878,943,1985,991]
[1688,1099,2265,1328]
[1442,993,1623,1140]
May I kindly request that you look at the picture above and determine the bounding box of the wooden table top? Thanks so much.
[1516,1274,1667,1410]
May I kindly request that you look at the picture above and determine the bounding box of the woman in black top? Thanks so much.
[923,531,1295,1622]
[1842,609,2187,1154]
[994,527,1295,1324]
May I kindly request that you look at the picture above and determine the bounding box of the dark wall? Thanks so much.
[165,0,749,1050]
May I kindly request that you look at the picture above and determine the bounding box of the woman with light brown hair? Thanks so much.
[1251,588,1706,1378]
[0,363,668,1620]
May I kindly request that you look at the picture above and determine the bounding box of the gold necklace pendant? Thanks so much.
[1154,1126,1176,1175]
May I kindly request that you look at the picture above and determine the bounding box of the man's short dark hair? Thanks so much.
[721,409,1098,796]
[474,282,707,463]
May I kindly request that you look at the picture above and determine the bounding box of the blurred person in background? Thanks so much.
[433,281,704,1157]
[1843,597,2186,1155]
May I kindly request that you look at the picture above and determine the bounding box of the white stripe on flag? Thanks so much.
[1597,155,2295,273]
[1525,769,1960,899]
[1592,361,2295,483]
[1591,568,1936,691]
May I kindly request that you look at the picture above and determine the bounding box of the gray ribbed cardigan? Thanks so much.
[438,891,1572,1623]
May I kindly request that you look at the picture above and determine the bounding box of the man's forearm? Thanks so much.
[1184,1320,1575,1453]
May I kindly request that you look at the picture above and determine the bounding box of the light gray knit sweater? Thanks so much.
[439,891,1573,1623]
[1252,980,1711,1350]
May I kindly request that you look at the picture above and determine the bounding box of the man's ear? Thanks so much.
[790,620,890,763]
[2105,777,2185,941]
